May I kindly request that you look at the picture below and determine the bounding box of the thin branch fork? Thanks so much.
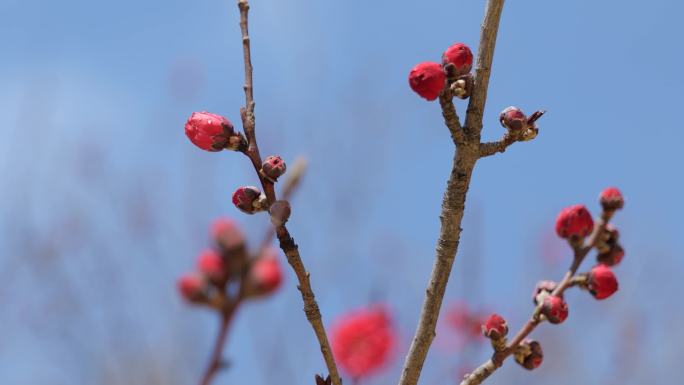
[232,2,342,384]
[459,211,615,385]
[397,2,506,385]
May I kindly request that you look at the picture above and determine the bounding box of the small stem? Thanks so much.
[464,0,506,139]
[439,91,465,145]
[238,0,254,109]
[199,300,241,385]
[276,225,342,385]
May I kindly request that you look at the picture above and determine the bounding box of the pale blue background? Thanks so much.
[1,1,682,384]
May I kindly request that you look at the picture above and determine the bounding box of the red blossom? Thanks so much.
[599,187,624,211]
[196,249,226,282]
[555,204,594,239]
[184,111,234,151]
[249,248,283,296]
[540,295,568,324]
[210,217,245,251]
[442,43,473,76]
[499,106,527,132]
[445,302,483,340]
[588,264,619,300]
[232,186,262,214]
[408,62,446,101]
[261,155,287,181]
[331,306,396,378]
[482,314,508,339]
[177,272,206,301]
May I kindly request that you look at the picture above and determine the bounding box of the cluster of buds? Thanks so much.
[184,111,246,152]
[477,188,626,373]
[499,106,546,141]
[185,111,291,221]
[176,218,283,307]
[408,42,474,101]
[596,188,626,266]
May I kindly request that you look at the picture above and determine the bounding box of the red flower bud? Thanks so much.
[599,187,624,211]
[481,314,508,339]
[177,272,206,302]
[597,242,625,267]
[210,217,246,251]
[588,264,619,300]
[331,306,396,378]
[248,248,283,296]
[541,295,568,324]
[232,186,264,214]
[555,204,594,239]
[408,62,446,101]
[532,280,559,305]
[514,339,543,370]
[196,249,226,283]
[184,111,234,151]
[499,106,527,131]
[442,43,473,76]
[261,155,287,182]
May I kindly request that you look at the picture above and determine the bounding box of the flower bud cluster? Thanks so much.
[176,218,283,305]
[408,43,473,101]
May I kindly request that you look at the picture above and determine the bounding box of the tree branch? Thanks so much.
[199,299,241,385]
[464,0,506,140]
[439,92,465,145]
[397,2,506,385]
[233,2,341,384]
[276,225,342,385]
[478,134,515,157]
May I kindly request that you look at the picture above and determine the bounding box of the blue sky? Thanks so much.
[1,1,683,384]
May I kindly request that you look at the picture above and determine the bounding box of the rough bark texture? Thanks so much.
[397,2,505,385]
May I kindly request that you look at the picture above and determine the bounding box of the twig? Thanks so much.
[439,91,465,145]
[460,211,613,385]
[199,300,241,385]
[464,0,506,139]
[276,225,341,385]
[233,2,341,384]
[478,135,515,157]
[397,2,505,385]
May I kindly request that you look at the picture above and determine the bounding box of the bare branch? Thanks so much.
[439,92,465,145]
[464,0,506,139]
[199,300,241,385]
[276,225,342,385]
[397,3,506,385]
[232,2,341,384]
[478,134,516,157]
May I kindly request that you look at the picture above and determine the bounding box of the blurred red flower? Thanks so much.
[331,305,396,379]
